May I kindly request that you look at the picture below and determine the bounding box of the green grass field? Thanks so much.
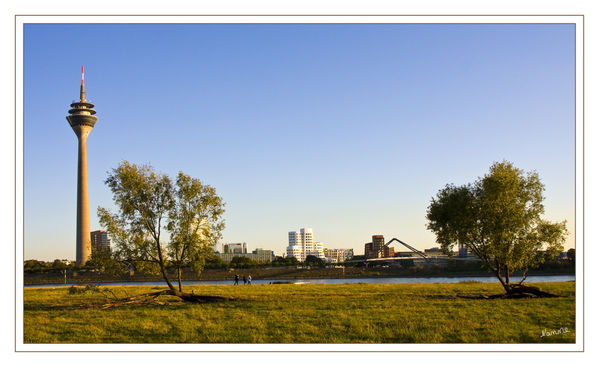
[23,282,575,343]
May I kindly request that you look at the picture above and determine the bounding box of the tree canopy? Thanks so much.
[98,161,225,295]
[272,256,300,266]
[304,255,326,267]
[426,161,567,296]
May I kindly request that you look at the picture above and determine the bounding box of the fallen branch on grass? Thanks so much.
[66,285,232,309]
[99,290,232,309]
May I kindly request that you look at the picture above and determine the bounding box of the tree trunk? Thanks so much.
[153,237,175,291]
[492,267,557,298]
[159,264,175,291]
[177,267,183,292]
[493,268,510,294]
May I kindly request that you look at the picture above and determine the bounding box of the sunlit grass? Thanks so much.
[23,282,575,343]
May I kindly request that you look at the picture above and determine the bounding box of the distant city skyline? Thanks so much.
[24,23,575,261]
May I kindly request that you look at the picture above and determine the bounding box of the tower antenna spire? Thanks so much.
[80,66,85,102]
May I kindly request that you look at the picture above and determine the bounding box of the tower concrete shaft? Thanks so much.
[66,67,98,265]
[74,125,92,265]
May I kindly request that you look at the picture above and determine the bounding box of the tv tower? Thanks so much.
[66,67,98,265]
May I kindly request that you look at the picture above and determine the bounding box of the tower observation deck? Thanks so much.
[66,67,98,265]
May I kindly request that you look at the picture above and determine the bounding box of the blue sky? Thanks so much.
[24,24,575,261]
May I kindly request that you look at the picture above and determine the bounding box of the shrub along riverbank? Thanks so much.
[24,282,575,343]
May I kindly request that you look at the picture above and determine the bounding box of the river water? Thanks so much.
[25,275,574,287]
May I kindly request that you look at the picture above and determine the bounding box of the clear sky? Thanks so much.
[24,23,575,261]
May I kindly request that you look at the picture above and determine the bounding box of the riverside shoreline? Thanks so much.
[24,266,574,286]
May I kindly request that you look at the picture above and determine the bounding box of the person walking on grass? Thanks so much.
[247,275,252,285]
[243,275,248,285]
[234,274,239,285]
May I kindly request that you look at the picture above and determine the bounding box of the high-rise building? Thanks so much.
[286,228,324,261]
[90,230,111,254]
[66,67,98,265]
[287,231,303,260]
[365,235,394,258]
[372,235,385,257]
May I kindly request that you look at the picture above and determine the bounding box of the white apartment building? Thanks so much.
[286,228,325,262]
[314,242,324,259]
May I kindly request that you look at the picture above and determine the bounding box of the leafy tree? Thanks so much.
[205,254,227,269]
[98,161,225,299]
[426,161,567,297]
[24,259,50,273]
[304,255,325,267]
[52,259,68,271]
[272,256,299,266]
[230,256,257,268]
[167,172,225,291]
[86,249,127,275]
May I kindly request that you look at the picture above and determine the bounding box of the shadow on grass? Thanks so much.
[423,294,457,300]
[456,293,561,300]
[423,292,563,300]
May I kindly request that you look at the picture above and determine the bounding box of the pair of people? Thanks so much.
[234,274,252,285]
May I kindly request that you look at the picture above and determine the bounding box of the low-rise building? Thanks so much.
[251,248,275,262]
[323,248,354,263]
[223,242,247,254]
[217,247,274,263]
[424,247,443,255]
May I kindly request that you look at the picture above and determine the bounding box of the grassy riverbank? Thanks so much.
[23,282,575,344]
